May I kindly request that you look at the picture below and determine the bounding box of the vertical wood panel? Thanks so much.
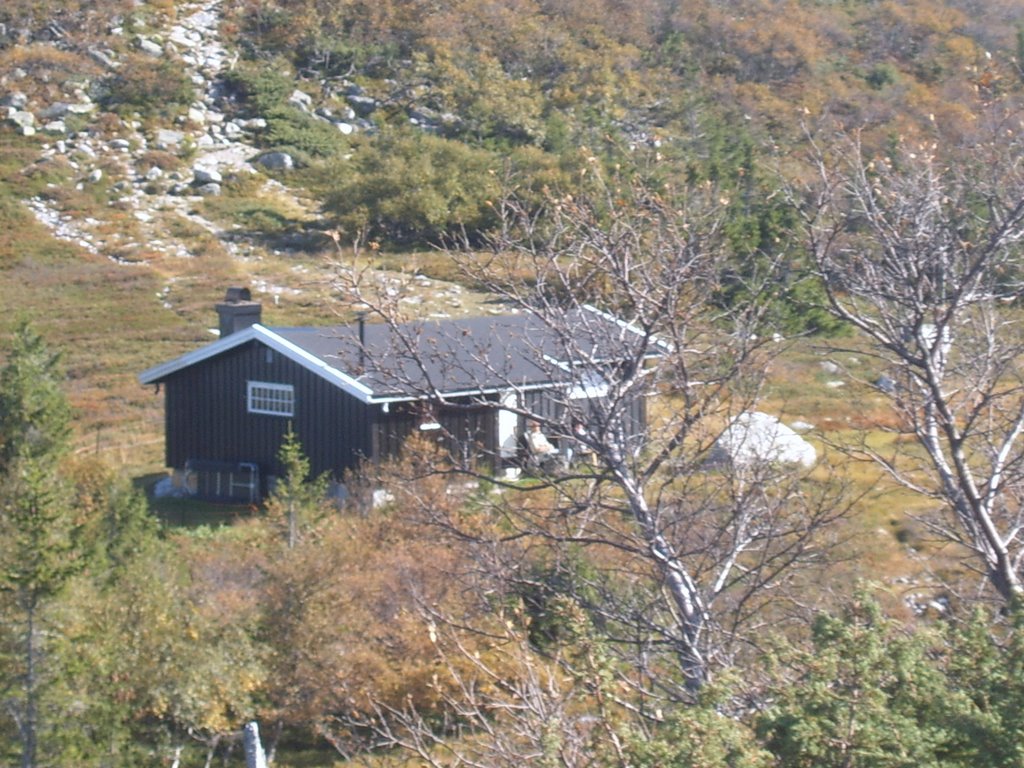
[164,340,372,482]
[159,341,649,484]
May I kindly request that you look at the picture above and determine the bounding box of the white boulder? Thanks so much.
[707,412,817,469]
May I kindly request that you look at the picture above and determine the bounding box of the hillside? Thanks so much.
[2,1,1024,764]
[0,1,1012,472]
[1,0,1021,465]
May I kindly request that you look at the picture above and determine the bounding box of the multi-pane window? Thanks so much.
[247,381,294,416]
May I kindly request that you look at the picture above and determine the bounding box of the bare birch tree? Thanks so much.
[801,128,1024,606]
[333,165,846,707]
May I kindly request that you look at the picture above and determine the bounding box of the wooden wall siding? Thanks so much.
[521,388,648,452]
[372,399,499,469]
[442,404,498,468]
[164,340,373,480]
[159,341,648,485]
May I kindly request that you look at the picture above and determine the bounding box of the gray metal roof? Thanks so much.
[140,306,653,403]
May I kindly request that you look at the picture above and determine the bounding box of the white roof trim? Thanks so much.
[139,324,376,402]
[370,380,557,405]
[582,304,672,353]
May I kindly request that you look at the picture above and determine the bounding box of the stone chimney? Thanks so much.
[216,287,261,337]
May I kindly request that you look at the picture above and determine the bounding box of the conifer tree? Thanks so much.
[0,323,79,768]
[0,321,71,473]
[266,427,326,549]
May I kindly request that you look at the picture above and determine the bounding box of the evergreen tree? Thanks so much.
[0,321,71,473]
[265,427,326,548]
[0,323,79,768]
[757,596,985,768]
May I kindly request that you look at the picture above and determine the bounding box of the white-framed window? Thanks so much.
[247,381,294,416]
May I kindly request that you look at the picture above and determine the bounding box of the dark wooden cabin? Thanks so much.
[139,289,651,502]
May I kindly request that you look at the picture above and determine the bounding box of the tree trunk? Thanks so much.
[616,469,709,692]
[21,593,37,768]
[244,721,269,768]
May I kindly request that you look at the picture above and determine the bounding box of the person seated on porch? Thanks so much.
[526,420,561,468]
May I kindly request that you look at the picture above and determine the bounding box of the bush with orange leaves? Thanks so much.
[255,437,507,753]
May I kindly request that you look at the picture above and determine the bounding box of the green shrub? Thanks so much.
[100,54,194,118]
[222,60,294,114]
[321,128,503,246]
[221,62,345,159]
[262,107,347,160]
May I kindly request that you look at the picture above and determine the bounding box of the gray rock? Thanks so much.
[820,360,841,374]
[193,166,222,184]
[336,122,354,135]
[145,166,164,181]
[237,117,267,130]
[6,110,35,135]
[108,138,131,150]
[288,89,313,111]
[195,182,221,196]
[409,106,440,124]
[256,152,294,171]
[1,92,27,108]
[347,94,378,116]
[201,53,224,71]
[169,27,201,48]
[38,102,69,120]
[42,120,66,134]
[66,103,96,115]
[136,37,164,56]
[87,169,103,183]
[154,128,185,149]
[87,48,118,69]
[187,106,206,124]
